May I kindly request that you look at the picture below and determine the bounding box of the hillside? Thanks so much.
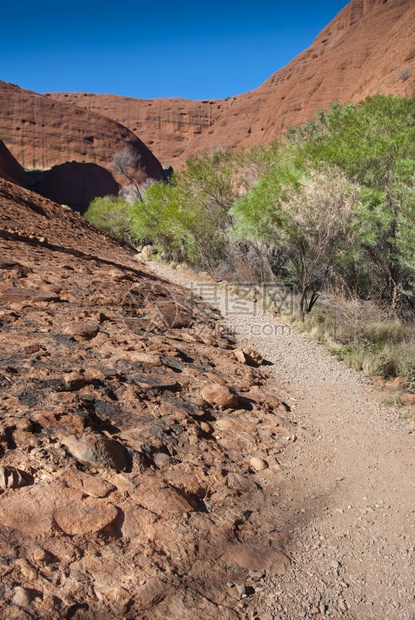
[187,0,415,160]
[0,81,164,178]
[0,179,293,618]
[48,0,415,166]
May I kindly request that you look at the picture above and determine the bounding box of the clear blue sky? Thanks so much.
[1,0,349,100]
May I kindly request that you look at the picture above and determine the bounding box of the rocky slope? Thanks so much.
[48,0,415,166]
[0,179,295,618]
[0,81,165,208]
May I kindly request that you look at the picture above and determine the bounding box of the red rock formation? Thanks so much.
[184,0,415,161]
[45,93,229,165]
[0,81,164,181]
[48,0,415,166]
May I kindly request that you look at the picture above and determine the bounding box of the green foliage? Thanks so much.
[85,94,415,386]
[237,95,415,310]
[85,196,134,242]
[86,95,415,315]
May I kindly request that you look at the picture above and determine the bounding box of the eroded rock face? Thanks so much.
[49,0,415,166]
[44,93,229,166]
[0,178,295,618]
[0,81,165,203]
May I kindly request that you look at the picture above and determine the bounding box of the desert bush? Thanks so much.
[232,165,359,318]
[85,196,133,242]
[398,67,412,82]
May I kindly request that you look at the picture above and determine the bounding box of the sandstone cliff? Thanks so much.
[45,93,230,166]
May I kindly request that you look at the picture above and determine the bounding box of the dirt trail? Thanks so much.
[150,261,415,620]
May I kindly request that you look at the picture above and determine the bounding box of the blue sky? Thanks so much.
[1,0,349,100]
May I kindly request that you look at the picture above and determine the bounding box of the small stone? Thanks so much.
[338,600,348,612]
[63,372,92,391]
[235,583,245,595]
[234,350,248,364]
[13,586,32,607]
[201,384,239,409]
[250,457,269,471]
[153,453,172,468]
[16,559,38,580]
[127,351,163,366]
[234,348,263,367]
[140,245,153,260]
[65,322,99,340]
[33,547,52,563]
[0,466,30,490]
[62,434,129,471]
[200,421,214,434]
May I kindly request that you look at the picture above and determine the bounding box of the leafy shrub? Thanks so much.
[85,196,133,242]
[398,67,412,82]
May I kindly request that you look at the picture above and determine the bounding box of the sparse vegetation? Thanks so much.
[85,95,415,385]
[398,66,412,82]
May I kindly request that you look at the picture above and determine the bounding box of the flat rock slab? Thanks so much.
[0,484,117,537]
[132,373,181,392]
[0,288,62,303]
[53,492,118,536]
[227,543,290,576]
[59,470,116,498]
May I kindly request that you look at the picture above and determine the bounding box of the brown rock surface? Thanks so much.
[0,178,294,618]
[45,92,229,166]
[201,383,240,409]
[49,0,415,167]
[52,492,119,536]
[227,543,290,576]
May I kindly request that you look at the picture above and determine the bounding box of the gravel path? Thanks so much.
[149,261,415,620]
